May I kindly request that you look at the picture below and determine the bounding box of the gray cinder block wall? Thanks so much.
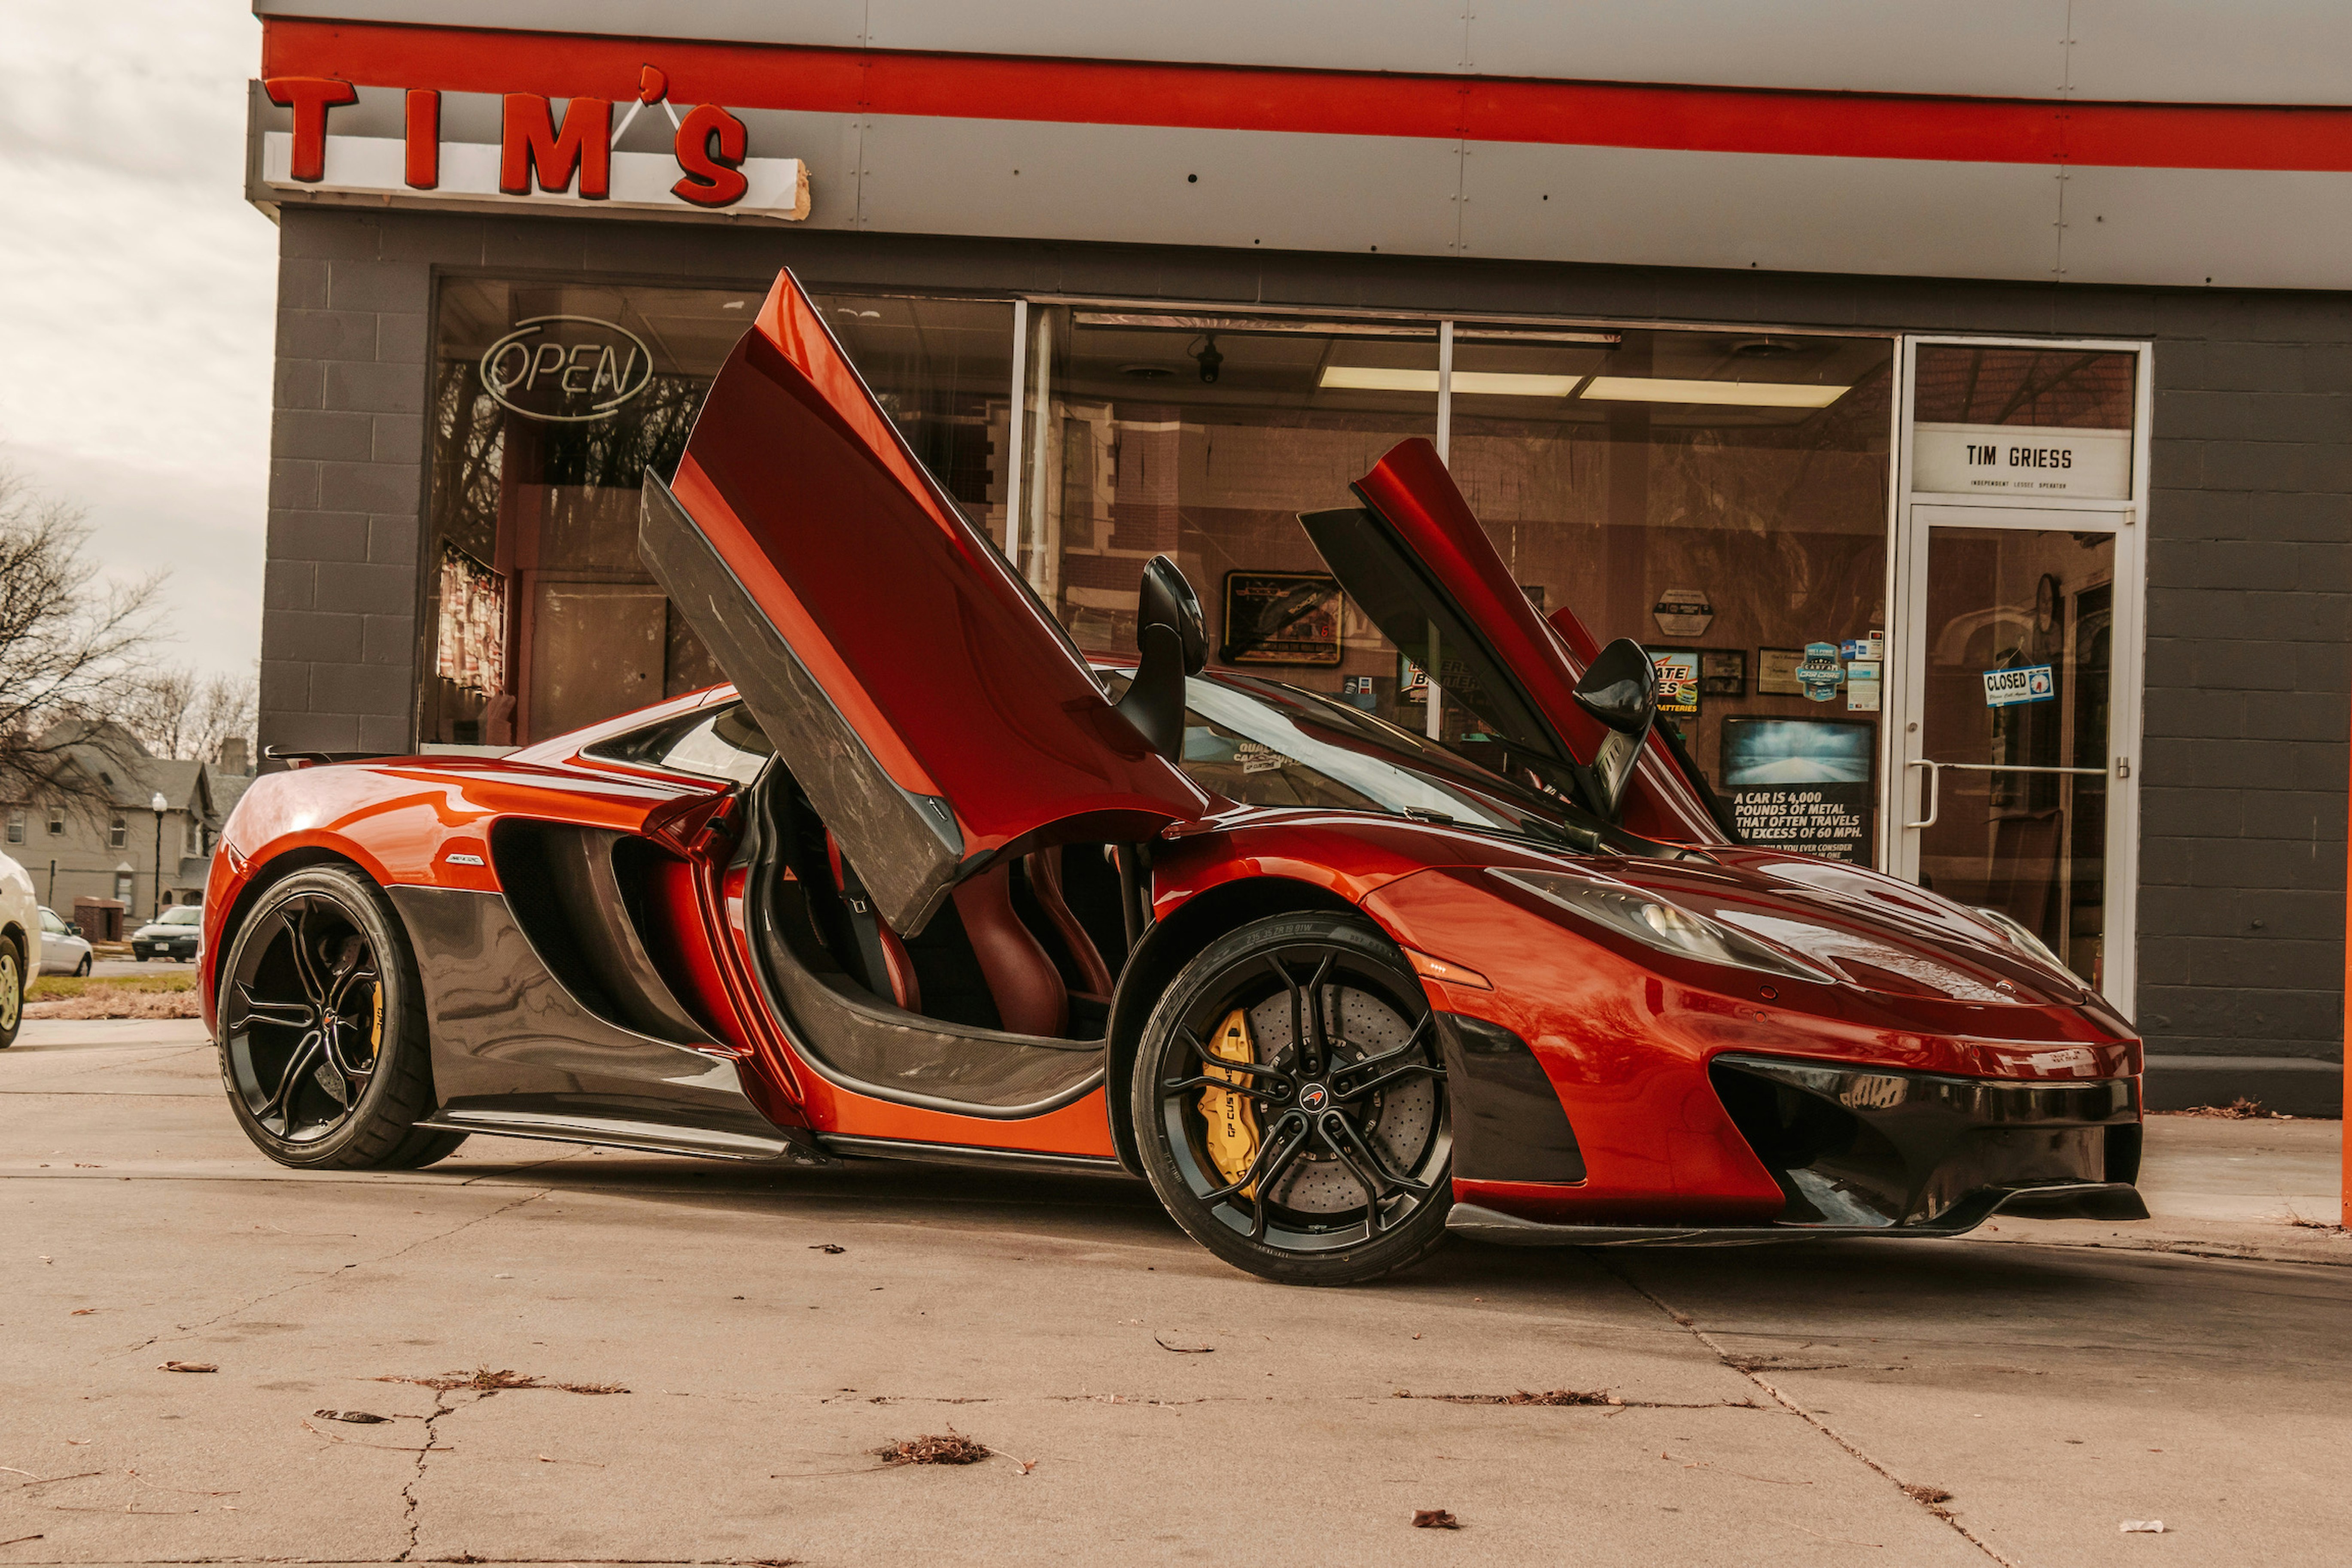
[261,205,2349,1109]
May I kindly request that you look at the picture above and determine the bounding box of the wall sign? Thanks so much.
[1795,642,1846,702]
[1912,422,2131,499]
[1649,649,1699,715]
[1720,717,1876,866]
[1698,649,1747,697]
[1222,571,1342,667]
[259,72,811,223]
[1652,587,1713,639]
[1757,647,1806,696]
[480,316,656,422]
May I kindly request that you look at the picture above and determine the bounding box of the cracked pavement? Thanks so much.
[2,1020,2346,1566]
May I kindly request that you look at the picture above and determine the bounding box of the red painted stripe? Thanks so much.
[261,18,2352,173]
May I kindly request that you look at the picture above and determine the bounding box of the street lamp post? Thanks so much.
[149,791,168,920]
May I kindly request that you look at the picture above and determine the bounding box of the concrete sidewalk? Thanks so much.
[3,1018,2346,1567]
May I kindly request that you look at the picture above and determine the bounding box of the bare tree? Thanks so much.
[123,665,256,763]
[0,467,167,809]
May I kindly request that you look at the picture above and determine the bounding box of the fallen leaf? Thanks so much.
[1153,1336,1214,1354]
[159,1361,217,1374]
[1412,1509,1460,1529]
[312,1410,389,1424]
[809,1244,846,1255]
[873,1430,990,1467]
[69,1309,96,1316]
[1902,1484,1953,1505]
[377,1367,626,1395]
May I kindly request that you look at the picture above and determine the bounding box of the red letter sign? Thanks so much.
[500,94,613,199]
[264,77,357,183]
[672,103,749,208]
[405,89,441,189]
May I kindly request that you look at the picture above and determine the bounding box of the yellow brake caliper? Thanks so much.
[1198,1008,1262,1196]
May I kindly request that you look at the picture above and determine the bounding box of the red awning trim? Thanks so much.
[261,18,2352,175]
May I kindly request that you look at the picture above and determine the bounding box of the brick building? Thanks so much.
[245,3,2350,1111]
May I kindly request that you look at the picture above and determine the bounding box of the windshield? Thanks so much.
[1166,670,1634,854]
[157,907,201,926]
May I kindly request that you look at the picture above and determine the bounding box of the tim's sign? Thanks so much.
[259,66,809,223]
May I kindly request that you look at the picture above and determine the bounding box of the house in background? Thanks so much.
[2,723,253,918]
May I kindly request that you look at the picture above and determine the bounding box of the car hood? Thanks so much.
[1573,845,2104,1012]
[133,923,194,939]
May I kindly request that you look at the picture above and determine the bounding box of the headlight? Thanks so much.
[1491,868,1831,983]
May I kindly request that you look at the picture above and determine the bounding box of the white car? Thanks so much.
[39,907,93,978]
[0,850,35,1048]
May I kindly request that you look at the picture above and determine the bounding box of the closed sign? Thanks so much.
[1983,664,2056,707]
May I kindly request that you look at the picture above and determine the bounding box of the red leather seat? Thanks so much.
[950,861,1068,1038]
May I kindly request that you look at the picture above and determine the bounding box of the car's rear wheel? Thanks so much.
[217,866,460,1170]
[1133,912,1452,1286]
[0,934,23,1048]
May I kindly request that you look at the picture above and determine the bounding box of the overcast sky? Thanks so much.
[0,5,273,682]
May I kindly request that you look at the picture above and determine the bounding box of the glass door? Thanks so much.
[1889,338,2147,1014]
[1894,510,2130,986]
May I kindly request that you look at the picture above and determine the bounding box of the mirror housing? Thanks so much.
[1571,637,1658,820]
[1112,555,1207,762]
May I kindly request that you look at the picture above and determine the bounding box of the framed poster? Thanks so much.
[1649,649,1699,715]
[435,543,507,696]
[1698,649,1747,698]
[1222,571,1342,667]
[1757,647,1807,696]
[1719,717,1877,865]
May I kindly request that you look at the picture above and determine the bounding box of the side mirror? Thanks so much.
[1571,637,1658,820]
[1112,555,1207,762]
[64,924,81,938]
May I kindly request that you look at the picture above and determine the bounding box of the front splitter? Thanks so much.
[1446,1181,2150,1247]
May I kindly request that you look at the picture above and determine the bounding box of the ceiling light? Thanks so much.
[1319,367,1584,397]
[1579,377,1847,408]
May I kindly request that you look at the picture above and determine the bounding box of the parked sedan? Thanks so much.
[131,906,202,961]
[38,908,92,976]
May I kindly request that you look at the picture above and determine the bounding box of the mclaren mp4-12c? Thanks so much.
[202,271,2146,1285]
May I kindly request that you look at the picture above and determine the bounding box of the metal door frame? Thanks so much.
[1884,336,2153,1016]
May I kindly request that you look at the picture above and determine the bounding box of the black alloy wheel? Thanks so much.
[1134,912,1452,1285]
[217,866,465,1170]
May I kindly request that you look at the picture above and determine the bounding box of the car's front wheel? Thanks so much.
[1133,912,1452,1286]
[74,955,91,978]
[217,865,460,1170]
[0,933,23,1049]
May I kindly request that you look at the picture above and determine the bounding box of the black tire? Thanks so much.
[0,933,23,1048]
[216,865,454,1170]
[74,955,91,978]
[1132,912,1452,1286]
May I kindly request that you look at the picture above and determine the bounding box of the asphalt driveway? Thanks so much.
[1,1020,2344,1567]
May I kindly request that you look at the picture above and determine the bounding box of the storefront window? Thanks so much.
[1013,307,1438,717]
[1446,330,1895,795]
[420,283,1013,747]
